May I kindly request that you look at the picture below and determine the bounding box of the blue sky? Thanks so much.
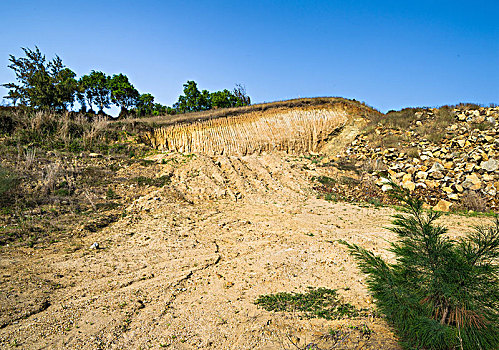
[1,0,498,114]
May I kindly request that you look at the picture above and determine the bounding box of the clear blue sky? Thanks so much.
[1,0,498,114]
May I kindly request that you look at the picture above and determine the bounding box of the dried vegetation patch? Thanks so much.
[0,108,164,247]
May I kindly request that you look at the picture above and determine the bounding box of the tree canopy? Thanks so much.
[109,73,139,115]
[173,80,251,113]
[2,47,78,110]
[80,71,110,113]
[2,47,251,117]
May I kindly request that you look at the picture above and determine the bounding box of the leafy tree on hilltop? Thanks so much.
[173,80,211,113]
[79,71,110,113]
[136,93,155,116]
[341,184,499,349]
[109,73,139,116]
[209,89,243,109]
[173,81,251,113]
[2,47,77,110]
[75,79,87,113]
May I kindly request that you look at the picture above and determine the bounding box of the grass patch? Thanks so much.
[255,287,363,320]
[316,176,336,186]
[131,175,171,187]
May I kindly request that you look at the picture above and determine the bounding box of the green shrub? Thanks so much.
[0,167,19,202]
[341,184,499,349]
[0,110,14,134]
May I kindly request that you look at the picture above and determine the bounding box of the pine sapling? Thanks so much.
[340,183,499,350]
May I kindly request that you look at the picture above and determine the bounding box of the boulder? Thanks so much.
[429,162,444,174]
[442,186,453,194]
[402,181,416,192]
[461,173,481,190]
[381,184,392,192]
[402,173,412,182]
[415,171,428,180]
[481,158,498,172]
[433,199,452,212]
[430,170,444,180]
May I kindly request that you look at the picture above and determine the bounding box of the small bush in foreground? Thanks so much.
[255,287,363,320]
[341,184,499,350]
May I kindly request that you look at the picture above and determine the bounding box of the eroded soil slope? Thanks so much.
[0,152,487,349]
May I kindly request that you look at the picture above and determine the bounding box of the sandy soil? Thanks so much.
[0,152,487,349]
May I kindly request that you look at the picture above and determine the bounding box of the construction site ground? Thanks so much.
[0,152,487,349]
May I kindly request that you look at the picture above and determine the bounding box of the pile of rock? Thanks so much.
[334,106,499,211]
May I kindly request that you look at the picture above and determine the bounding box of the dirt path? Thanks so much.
[0,152,487,349]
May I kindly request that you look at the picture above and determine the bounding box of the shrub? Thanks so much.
[382,108,419,130]
[0,167,19,203]
[0,109,15,134]
[460,191,488,213]
[341,183,499,349]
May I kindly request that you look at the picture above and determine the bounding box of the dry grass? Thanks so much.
[362,106,457,151]
[365,131,409,150]
[416,106,455,143]
[358,158,387,174]
[459,191,488,212]
[116,97,382,130]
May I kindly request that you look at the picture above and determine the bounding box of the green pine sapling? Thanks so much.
[340,183,498,350]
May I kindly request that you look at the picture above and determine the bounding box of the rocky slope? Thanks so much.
[329,106,499,212]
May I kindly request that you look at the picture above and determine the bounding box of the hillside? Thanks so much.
[0,99,497,349]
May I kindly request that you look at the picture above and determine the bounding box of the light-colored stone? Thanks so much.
[381,184,392,192]
[433,199,452,212]
[425,180,438,188]
[402,181,416,192]
[429,162,444,173]
[443,162,454,169]
[442,186,453,194]
[461,173,481,190]
[430,170,444,180]
[415,171,428,180]
[402,173,412,182]
[481,158,498,172]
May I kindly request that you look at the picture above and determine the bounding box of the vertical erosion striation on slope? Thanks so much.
[145,108,349,156]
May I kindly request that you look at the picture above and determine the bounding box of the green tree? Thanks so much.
[75,79,87,113]
[173,80,211,113]
[209,89,239,109]
[152,103,167,116]
[109,73,139,116]
[79,75,95,112]
[136,93,155,116]
[79,71,110,113]
[2,47,77,110]
[341,184,499,349]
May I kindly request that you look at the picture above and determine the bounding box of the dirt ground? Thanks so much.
[0,152,488,349]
